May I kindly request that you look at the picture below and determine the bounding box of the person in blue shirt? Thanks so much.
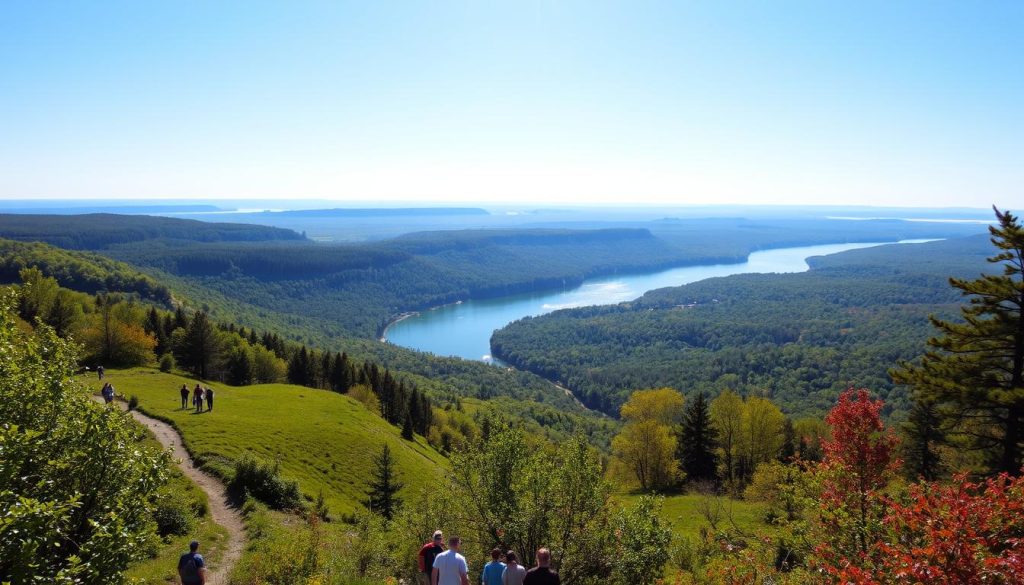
[481,547,505,585]
[178,540,207,585]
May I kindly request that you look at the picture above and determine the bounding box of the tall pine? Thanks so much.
[366,444,403,520]
[678,392,719,483]
[892,207,1024,475]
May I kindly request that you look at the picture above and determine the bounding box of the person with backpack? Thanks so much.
[101,382,115,404]
[180,384,190,409]
[205,387,214,411]
[193,384,204,413]
[177,540,207,585]
[417,530,446,585]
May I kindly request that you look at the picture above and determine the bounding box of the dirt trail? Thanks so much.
[93,396,246,584]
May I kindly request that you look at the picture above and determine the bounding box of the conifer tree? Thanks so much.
[677,392,719,483]
[401,415,414,440]
[366,444,403,520]
[176,310,222,379]
[901,397,945,481]
[892,207,1024,475]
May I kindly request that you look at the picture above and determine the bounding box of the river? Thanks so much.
[384,240,931,361]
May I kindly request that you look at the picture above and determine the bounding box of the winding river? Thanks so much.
[384,240,930,362]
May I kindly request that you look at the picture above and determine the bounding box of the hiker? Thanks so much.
[180,384,190,409]
[523,548,559,585]
[205,386,214,411]
[101,382,115,404]
[193,384,204,413]
[502,551,526,585]
[432,535,470,585]
[481,548,505,585]
[177,539,207,585]
[418,530,446,585]
[97,365,104,380]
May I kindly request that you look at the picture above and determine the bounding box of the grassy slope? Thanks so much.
[83,368,448,517]
[616,493,768,541]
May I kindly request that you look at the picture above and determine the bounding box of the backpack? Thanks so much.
[179,553,200,581]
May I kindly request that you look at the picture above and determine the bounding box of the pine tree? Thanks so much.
[366,444,403,520]
[901,397,945,481]
[678,392,719,483]
[892,207,1024,476]
[779,418,796,463]
[176,310,222,379]
[401,415,414,440]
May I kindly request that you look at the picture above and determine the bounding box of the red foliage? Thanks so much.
[877,471,1024,584]
[815,388,899,578]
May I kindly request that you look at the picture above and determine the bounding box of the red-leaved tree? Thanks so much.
[877,471,1024,584]
[815,388,899,578]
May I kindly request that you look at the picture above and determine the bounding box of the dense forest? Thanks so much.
[491,236,994,418]
[0,213,303,250]
[93,220,985,338]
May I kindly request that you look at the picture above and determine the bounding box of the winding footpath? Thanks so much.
[92,396,246,585]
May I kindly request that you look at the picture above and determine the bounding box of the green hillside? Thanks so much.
[84,368,448,516]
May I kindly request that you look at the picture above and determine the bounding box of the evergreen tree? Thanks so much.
[365,444,403,520]
[330,352,351,392]
[779,418,796,463]
[401,415,414,440]
[677,392,719,483]
[227,346,253,386]
[901,397,945,481]
[176,310,222,379]
[892,207,1024,476]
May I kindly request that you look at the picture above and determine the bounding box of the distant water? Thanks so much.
[384,240,933,362]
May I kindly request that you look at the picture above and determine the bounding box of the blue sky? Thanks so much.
[1,1,1021,207]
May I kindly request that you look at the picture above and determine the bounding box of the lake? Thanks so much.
[384,240,930,361]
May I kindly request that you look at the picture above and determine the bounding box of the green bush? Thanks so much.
[159,353,175,372]
[227,455,302,510]
[128,394,139,411]
[152,493,194,537]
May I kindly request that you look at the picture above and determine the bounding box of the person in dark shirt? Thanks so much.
[180,384,190,409]
[417,530,446,585]
[523,548,559,585]
[177,540,207,585]
[205,387,214,411]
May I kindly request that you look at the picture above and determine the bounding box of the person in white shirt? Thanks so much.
[432,535,470,585]
[502,551,527,585]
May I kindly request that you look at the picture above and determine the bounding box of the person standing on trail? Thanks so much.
[432,535,470,585]
[481,548,505,585]
[523,548,559,585]
[178,540,207,585]
[101,382,115,404]
[97,365,104,380]
[502,551,526,585]
[193,384,204,413]
[418,530,446,585]
[180,384,190,409]
[205,386,214,411]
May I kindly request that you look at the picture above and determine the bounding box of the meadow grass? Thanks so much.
[616,493,769,541]
[85,368,447,517]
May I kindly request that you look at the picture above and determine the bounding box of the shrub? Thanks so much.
[152,493,194,537]
[227,455,302,510]
[159,353,175,372]
[128,394,139,411]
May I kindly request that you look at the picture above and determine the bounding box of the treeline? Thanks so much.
[490,236,993,418]
[0,238,172,304]
[610,387,826,493]
[0,213,303,250]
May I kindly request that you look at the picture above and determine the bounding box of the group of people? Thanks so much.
[100,381,116,403]
[180,383,214,412]
[419,532,560,585]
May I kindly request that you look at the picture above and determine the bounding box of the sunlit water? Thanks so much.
[384,240,932,362]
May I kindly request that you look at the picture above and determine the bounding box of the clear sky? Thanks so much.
[1,1,1021,207]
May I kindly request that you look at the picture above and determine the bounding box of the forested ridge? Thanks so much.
[99,221,985,338]
[0,213,303,250]
[491,236,995,418]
